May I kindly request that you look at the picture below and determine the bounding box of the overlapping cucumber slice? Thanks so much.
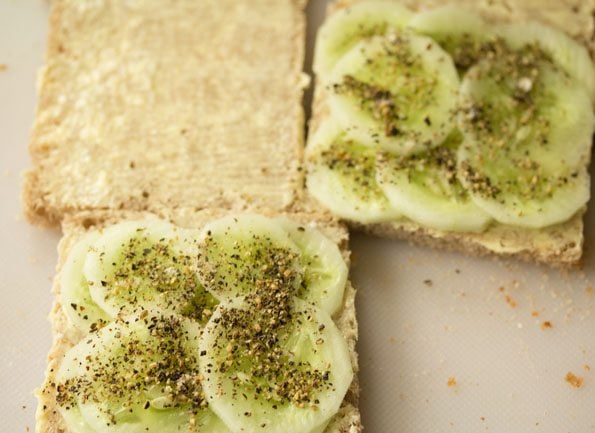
[407,5,495,71]
[196,214,348,316]
[306,121,401,223]
[61,231,111,333]
[327,32,460,153]
[55,311,230,433]
[63,219,218,332]
[376,132,492,232]
[457,46,594,227]
[314,0,413,78]
[199,298,352,433]
[499,21,595,103]
[196,214,304,301]
[277,217,348,316]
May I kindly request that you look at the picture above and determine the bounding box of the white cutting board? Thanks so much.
[1,1,594,432]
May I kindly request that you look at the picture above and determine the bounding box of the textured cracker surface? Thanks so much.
[24,0,307,226]
[35,209,361,433]
[307,0,594,267]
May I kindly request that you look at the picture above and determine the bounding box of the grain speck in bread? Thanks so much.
[35,209,361,433]
[24,0,308,226]
[306,0,594,267]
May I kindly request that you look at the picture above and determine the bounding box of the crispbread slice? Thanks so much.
[35,209,361,433]
[305,0,594,267]
[24,0,308,226]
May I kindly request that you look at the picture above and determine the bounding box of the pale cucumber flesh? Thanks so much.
[82,219,217,324]
[306,121,402,223]
[314,0,413,77]
[327,33,460,154]
[199,298,353,433]
[60,231,111,334]
[196,214,304,302]
[376,134,492,232]
[276,217,348,316]
[56,311,228,433]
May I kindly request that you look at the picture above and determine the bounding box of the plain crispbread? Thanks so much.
[306,0,594,267]
[35,209,362,433]
[24,0,308,226]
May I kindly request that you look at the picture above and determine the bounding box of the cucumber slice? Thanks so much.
[83,219,217,323]
[457,46,594,227]
[60,406,96,433]
[327,33,460,153]
[199,298,353,433]
[196,214,304,302]
[61,231,111,334]
[306,121,401,224]
[458,47,593,171]
[499,21,595,103]
[376,133,492,232]
[276,217,348,316]
[56,311,228,433]
[407,5,495,72]
[459,156,590,228]
[314,0,413,77]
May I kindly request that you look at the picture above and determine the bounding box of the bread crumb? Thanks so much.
[584,365,591,372]
[0,63,7,71]
[565,372,584,388]
[423,279,433,287]
[586,286,593,296]
[447,376,457,387]
[505,294,517,308]
[531,310,540,317]
[541,321,552,330]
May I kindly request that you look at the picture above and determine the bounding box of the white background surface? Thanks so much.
[1,1,595,432]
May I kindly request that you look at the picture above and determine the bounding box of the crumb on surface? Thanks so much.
[531,310,540,317]
[584,365,591,372]
[586,286,593,296]
[0,63,7,71]
[423,279,433,287]
[565,372,584,388]
[447,376,457,387]
[541,321,552,330]
[505,294,517,308]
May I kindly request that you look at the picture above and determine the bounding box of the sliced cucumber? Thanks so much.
[499,21,595,103]
[196,214,304,302]
[60,406,96,433]
[314,0,413,78]
[276,217,348,316]
[327,33,460,153]
[459,57,593,172]
[407,5,494,72]
[56,311,228,433]
[457,46,594,227]
[458,157,590,228]
[376,133,492,232]
[61,231,111,334]
[199,298,353,433]
[83,219,217,323]
[306,121,401,223]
